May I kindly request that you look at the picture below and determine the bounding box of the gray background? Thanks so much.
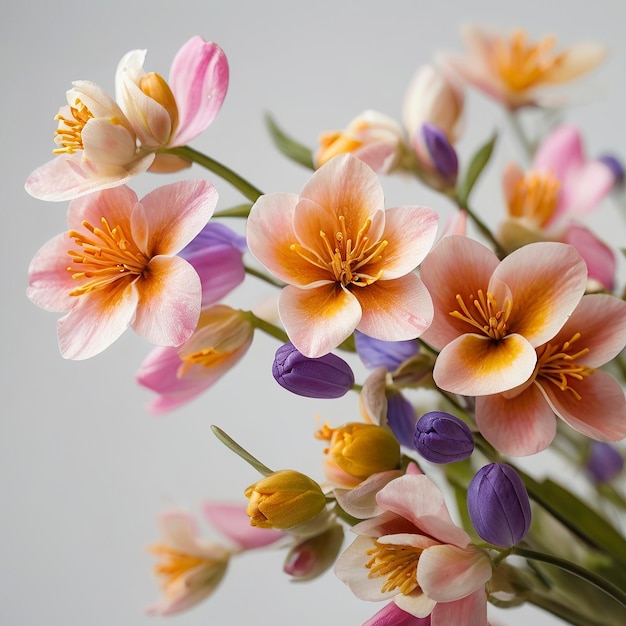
[3,1,626,624]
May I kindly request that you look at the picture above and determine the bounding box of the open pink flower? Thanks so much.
[335,473,492,625]
[27,180,217,359]
[476,294,626,455]
[147,504,282,616]
[444,25,606,109]
[246,154,438,357]
[419,236,588,396]
[26,37,228,201]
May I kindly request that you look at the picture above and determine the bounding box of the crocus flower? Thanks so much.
[27,180,217,360]
[443,25,606,109]
[475,294,626,456]
[272,342,355,399]
[414,411,474,464]
[467,463,532,548]
[419,236,588,396]
[136,305,254,414]
[246,154,438,358]
[147,504,282,616]
[26,37,229,201]
[335,473,492,624]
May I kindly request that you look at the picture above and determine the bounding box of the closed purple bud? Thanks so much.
[354,330,420,371]
[421,123,458,185]
[467,463,531,548]
[413,411,474,463]
[598,154,625,186]
[272,342,355,399]
[586,442,624,484]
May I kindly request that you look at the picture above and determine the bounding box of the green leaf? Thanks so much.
[265,113,315,169]
[456,132,497,207]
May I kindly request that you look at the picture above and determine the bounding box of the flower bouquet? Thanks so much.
[25,24,626,626]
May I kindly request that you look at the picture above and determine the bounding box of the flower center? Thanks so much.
[178,347,231,375]
[508,171,561,227]
[494,30,567,92]
[536,332,594,400]
[53,101,94,154]
[450,290,512,340]
[291,216,388,288]
[149,543,213,591]
[366,540,422,595]
[66,217,149,296]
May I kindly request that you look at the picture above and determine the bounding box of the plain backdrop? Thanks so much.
[3,1,626,625]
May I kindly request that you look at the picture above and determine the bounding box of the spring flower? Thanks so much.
[272,342,355,399]
[419,236,588,396]
[316,422,401,487]
[246,154,438,358]
[467,463,532,548]
[335,473,492,624]
[244,470,327,530]
[27,180,217,360]
[26,37,229,201]
[283,523,345,581]
[475,294,626,456]
[444,25,606,109]
[585,442,624,484]
[136,305,254,414]
[414,411,474,464]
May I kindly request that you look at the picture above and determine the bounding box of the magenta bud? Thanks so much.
[272,342,355,399]
[467,463,531,547]
[413,411,474,463]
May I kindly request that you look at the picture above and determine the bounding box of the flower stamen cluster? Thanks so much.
[450,290,512,341]
[53,101,95,154]
[508,171,561,227]
[366,540,422,595]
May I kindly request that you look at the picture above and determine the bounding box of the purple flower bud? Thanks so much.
[586,442,624,484]
[598,154,625,186]
[467,463,531,547]
[386,391,417,448]
[354,330,420,371]
[272,342,355,399]
[421,123,458,186]
[413,411,474,463]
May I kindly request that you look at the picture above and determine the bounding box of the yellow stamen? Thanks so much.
[494,30,568,92]
[53,101,94,154]
[366,540,422,595]
[178,347,231,376]
[66,217,148,296]
[536,332,594,400]
[149,543,211,591]
[450,290,512,340]
[290,215,388,288]
[508,171,561,227]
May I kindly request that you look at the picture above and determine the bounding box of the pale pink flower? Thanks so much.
[26,37,228,201]
[444,25,606,109]
[147,504,282,616]
[27,180,217,359]
[335,473,492,625]
[246,154,438,358]
[419,236,588,396]
[136,305,254,414]
[476,294,626,456]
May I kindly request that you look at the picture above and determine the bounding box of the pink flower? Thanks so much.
[27,180,217,359]
[476,294,626,456]
[147,504,282,616]
[444,25,606,109]
[246,154,438,357]
[136,305,254,414]
[335,473,492,625]
[419,236,588,396]
[26,37,228,201]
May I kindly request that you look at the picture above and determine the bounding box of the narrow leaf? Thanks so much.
[265,113,315,169]
[457,132,497,207]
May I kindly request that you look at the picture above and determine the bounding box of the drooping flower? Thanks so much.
[147,505,282,616]
[419,236,588,396]
[444,25,606,109]
[26,37,229,201]
[246,154,438,358]
[136,305,254,414]
[27,180,217,360]
[475,294,626,456]
[335,473,492,625]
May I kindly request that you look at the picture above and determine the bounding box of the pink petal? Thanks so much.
[502,162,524,208]
[354,274,433,342]
[158,510,202,552]
[146,581,216,617]
[68,183,138,230]
[188,245,245,307]
[533,125,584,179]
[364,601,431,626]
[559,161,614,217]
[334,469,405,519]
[431,588,489,626]
[168,37,229,146]
[80,118,140,165]
[359,367,389,425]
[475,384,558,456]
[543,42,607,84]
[278,283,362,357]
[353,141,402,174]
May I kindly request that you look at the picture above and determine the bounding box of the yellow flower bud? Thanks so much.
[315,422,401,486]
[244,470,327,530]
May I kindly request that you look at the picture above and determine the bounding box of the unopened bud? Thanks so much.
[586,442,624,484]
[283,523,344,581]
[413,411,474,463]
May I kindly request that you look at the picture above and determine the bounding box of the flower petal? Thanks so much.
[543,42,607,84]
[533,125,584,179]
[334,469,405,519]
[431,588,489,626]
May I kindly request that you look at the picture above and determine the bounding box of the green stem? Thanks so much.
[162,145,264,202]
[214,203,254,218]
[526,593,603,626]
[246,311,290,343]
[244,264,285,288]
[210,425,274,476]
[511,546,626,609]
[505,110,535,162]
